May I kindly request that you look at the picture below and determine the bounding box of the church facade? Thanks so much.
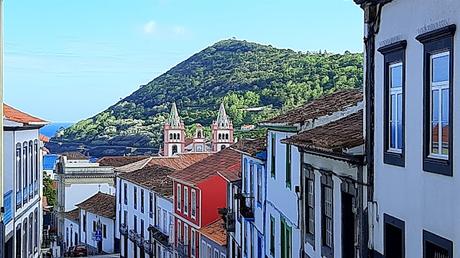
[163,102,234,157]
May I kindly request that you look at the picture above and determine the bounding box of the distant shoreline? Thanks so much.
[39,122,74,138]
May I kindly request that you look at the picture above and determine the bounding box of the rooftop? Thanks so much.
[61,152,89,160]
[76,192,116,219]
[169,148,241,186]
[118,165,175,198]
[199,219,227,246]
[261,89,362,127]
[282,110,364,159]
[97,156,150,167]
[63,208,80,222]
[231,138,266,156]
[3,104,48,126]
[117,153,213,173]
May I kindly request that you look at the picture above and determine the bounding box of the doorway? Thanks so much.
[341,192,355,258]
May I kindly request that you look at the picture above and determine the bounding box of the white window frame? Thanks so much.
[257,166,262,204]
[177,220,182,242]
[429,51,450,160]
[184,223,189,255]
[184,186,189,215]
[191,228,196,257]
[177,184,182,212]
[388,62,403,153]
[191,189,197,219]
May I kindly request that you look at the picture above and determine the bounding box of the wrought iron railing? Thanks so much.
[119,223,128,236]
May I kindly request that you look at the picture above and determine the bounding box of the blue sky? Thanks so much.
[5,0,363,122]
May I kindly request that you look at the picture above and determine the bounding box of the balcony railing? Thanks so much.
[148,225,171,248]
[143,240,153,255]
[235,193,254,219]
[128,230,137,242]
[119,223,128,236]
[218,208,235,232]
[135,235,144,248]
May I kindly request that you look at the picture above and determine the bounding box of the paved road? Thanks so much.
[85,255,120,258]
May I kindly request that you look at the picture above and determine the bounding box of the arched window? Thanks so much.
[197,131,202,138]
[218,134,222,140]
[221,145,226,151]
[177,133,180,140]
[16,143,22,209]
[226,133,229,140]
[29,141,33,199]
[172,145,178,155]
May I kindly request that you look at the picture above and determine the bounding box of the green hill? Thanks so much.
[53,39,363,155]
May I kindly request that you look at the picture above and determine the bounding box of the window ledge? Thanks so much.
[383,151,405,167]
[423,157,452,176]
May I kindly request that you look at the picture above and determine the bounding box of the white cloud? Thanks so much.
[143,20,157,34]
[172,26,186,35]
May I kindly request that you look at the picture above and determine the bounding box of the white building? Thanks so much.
[77,192,116,255]
[223,138,267,258]
[260,90,363,258]
[55,152,115,247]
[117,165,176,258]
[356,0,459,257]
[2,104,48,258]
[62,208,80,251]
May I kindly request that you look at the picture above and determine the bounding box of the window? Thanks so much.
[29,214,33,254]
[140,219,144,237]
[270,216,275,256]
[379,40,407,166]
[177,184,182,211]
[163,210,168,233]
[34,140,39,195]
[191,229,196,256]
[156,207,161,227]
[249,162,254,196]
[285,144,291,188]
[103,224,107,238]
[177,220,182,242]
[416,24,455,176]
[34,209,38,251]
[244,222,248,256]
[93,221,97,232]
[23,143,28,202]
[134,186,137,209]
[304,166,315,244]
[321,174,333,256]
[214,249,219,258]
[184,224,189,255]
[257,166,262,204]
[123,183,127,205]
[423,230,452,258]
[134,215,137,233]
[141,189,145,213]
[16,143,22,209]
[29,141,33,198]
[384,214,405,258]
[271,133,276,178]
[280,218,292,258]
[149,192,154,218]
[191,189,197,219]
[184,186,189,215]
[243,159,248,192]
[83,214,86,232]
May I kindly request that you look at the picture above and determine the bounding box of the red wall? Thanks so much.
[174,181,200,226]
[198,175,228,227]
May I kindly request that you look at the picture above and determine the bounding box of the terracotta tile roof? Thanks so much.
[40,134,50,143]
[185,138,194,147]
[116,153,212,173]
[282,110,364,156]
[63,208,80,222]
[118,165,175,198]
[76,192,116,219]
[262,89,363,126]
[3,104,48,125]
[231,138,266,156]
[199,219,227,246]
[97,156,149,167]
[61,152,89,160]
[170,148,241,186]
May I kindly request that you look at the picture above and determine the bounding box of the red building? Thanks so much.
[169,148,241,258]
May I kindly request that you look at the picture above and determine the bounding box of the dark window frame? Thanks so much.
[303,164,315,246]
[321,172,334,257]
[416,24,456,176]
[270,215,275,256]
[378,40,407,167]
[423,230,453,258]
[271,133,276,178]
[285,144,292,189]
[383,214,405,258]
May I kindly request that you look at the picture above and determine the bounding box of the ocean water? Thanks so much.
[39,122,73,138]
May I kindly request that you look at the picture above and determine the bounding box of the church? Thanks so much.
[162,102,234,157]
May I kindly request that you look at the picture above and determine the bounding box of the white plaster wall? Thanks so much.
[156,195,173,236]
[63,218,79,248]
[65,183,114,211]
[3,130,15,235]
[373,0,460,256]
[81,210,115,254]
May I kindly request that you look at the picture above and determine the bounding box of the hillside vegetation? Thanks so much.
[54,39,363,155]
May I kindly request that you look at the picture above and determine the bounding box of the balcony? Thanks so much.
[148,225,171,248]
[135,235,144,248]
[235,193,254,219]
[218,208,235,232]
[119,223,128,236]
[143,240,153,255]
[128,230,137,242]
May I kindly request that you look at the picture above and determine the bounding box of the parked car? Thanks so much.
[68,245,88,257]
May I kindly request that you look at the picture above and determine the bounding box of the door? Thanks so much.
[341,192,355,258]
[15,226,21,258]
